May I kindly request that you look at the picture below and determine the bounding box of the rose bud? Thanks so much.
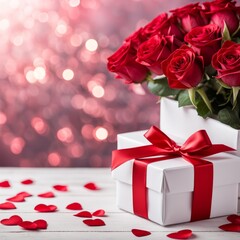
[184,24,222,66]
[162,45,204,89]
[107,40,149,84]
[171,3,208,33]
[136,34,183,75]
[203,0,240,34]
[212,41,240,87]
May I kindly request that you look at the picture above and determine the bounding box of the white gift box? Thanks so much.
[160,97,240,156]
[112,130,240,226]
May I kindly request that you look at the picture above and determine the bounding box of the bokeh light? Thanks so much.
[0,0,202,167]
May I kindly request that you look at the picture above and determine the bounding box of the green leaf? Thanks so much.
[178,90,192,107]
[195,97,211,118]
[147,78,180,97]
[217,108,240,129]
[188,88,197,107]
[222,21,231,41]
[197,88,212,112]
[232,87,240,109]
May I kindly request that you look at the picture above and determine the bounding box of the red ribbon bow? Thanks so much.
[112,126,234,222]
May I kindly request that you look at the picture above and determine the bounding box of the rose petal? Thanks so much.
[0,180,11,188]
[53,185,68,192]
[7,195,25,202]
[17,192,32,198]
[66,202,83,210]
[38,191,55,198]
[34,219,48,229]
[167,229,192,239]
[1,215,23,225]
[21,179,34,185]
[19,221,38,230]
[131,229,151,237]
[34,204,57,212]
[83,218,105,226]
[74,211,92,218]
[219,223,240,232]
[84,182,100,190]
[92,209,105,217]
[227,214,240,224]
[0,202,16,210]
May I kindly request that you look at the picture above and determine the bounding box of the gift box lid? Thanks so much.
[112,131,240,194]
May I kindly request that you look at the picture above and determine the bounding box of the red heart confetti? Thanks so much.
[92,209,105,217]
[83,218,105,226]
[66,202,83,210]
[0,202,16,210]
[219,223,240,232]
[38,191,55,198]
[21,179,34,185]
[33,219,48,229]
[7,194,25,202]
[17,192,32,198]
[53,185,68,192]
[167,229,193,239]
[74,211,92,218]
[0,180,11,188]
[19,221,38,230]
[131,229,151,237]
[34,204,57,212]
[1,215,23,225]
[84,182,100,190]
[227,214,240,224]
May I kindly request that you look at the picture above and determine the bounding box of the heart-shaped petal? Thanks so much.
[1,215,23,225]
[0,202,16,210]
[92,209,105,217]
[34,219,48,229]
[38,191,55,198]
[19,221,38,230]
[167,229,192,239]
[17,192,32,198]
[131,229,151,237]
[227,214,240,224]
[219,223,240,232]
[7,194,25,202]
[0,180,11,188]
[83,218,105,226]
[53,185,68,192]
[21,179,34,185]
[74,211,92,218]
[34,204,57,212]
[84,182,100,190]
[66,202,83,210]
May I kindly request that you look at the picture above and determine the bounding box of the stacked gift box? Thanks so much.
[111,98,240,226]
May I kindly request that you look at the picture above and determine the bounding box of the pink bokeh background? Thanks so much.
[0,0,206,167]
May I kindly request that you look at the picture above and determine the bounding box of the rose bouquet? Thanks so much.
[107,0,240,128]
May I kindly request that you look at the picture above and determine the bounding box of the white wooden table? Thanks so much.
[0,168,239,239]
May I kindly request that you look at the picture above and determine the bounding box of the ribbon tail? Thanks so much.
[191,144,235,158]
[112,145,169,170]
[191,160,213,221]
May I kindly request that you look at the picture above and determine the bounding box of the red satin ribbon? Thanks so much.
[112,126,234,222]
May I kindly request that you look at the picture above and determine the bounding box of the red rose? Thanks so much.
[136,34,183,75]
[171,3,208,33]
[203,0,240,34]
[107,40,149,84]
[162,45,204,89]
[212,41,240,86]
[142,13,184,40]
[184,24,222,66]
[125,28,146,50]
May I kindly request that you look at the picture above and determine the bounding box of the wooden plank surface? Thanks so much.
[0,168,239,240]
